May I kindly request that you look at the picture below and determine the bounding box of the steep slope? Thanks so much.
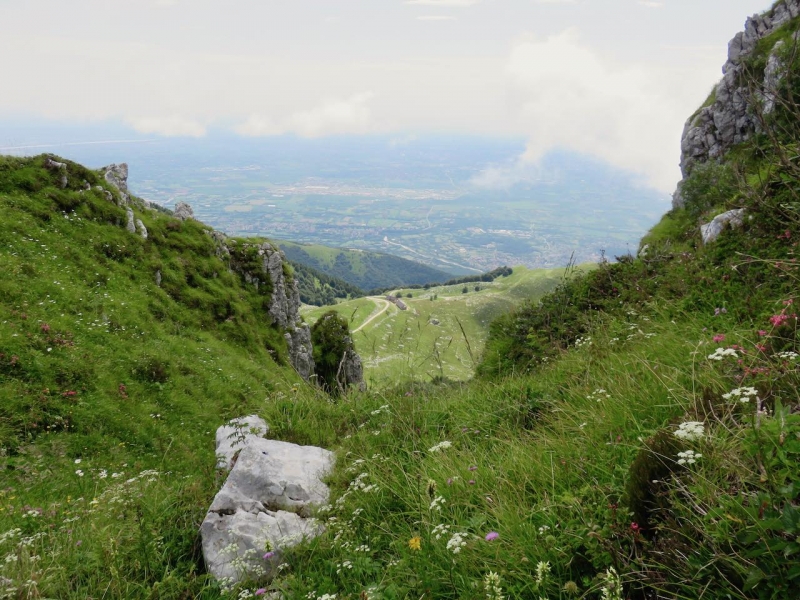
[278,240,452,291]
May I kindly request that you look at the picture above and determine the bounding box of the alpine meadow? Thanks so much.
[1,1,800,600]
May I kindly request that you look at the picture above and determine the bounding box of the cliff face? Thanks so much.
[673,0,800,207]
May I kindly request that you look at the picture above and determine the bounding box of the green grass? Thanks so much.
[301,266,584,385]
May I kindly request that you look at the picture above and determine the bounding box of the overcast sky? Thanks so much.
[0,0,775,191]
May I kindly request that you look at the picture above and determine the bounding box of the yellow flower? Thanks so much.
[408,536,421,551]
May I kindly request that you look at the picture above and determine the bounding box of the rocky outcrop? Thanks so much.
[285,324,315,381]
[341,348,365,391]
[44,157,68,189]
[674,0,800,208]
[103,164,130,205]
[201,417,333,585]
[173,201,195,221]
[125,208,136,234]
[700,209,746,244]
[136,219,148,240]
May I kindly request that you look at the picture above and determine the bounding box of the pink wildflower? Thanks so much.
[485,531,499,541]
[712,334,725,343]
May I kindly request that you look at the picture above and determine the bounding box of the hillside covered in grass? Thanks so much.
[1,2,800,599]
[278,240,452,292]
[302,265,588,385]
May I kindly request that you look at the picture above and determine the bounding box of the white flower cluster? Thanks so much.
[535,561,550,587]
[335,560,353,574]
[774,351,799,360]
[370,404,390,416]
[432,524,451,540]
[428,441,452,453]
[429,495,446,511]
[708,347,738,361]
[483,571,504,600]
[600,566,623,600]
[677,450,702,466]
[446,532,468,554]
[674,421,704,441]
[722,387,759,404]
[587,388,611,403]
[574,336,592,349]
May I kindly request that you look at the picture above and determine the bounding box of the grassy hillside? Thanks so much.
[302,266,587,385]
[278,240,452,291]
[289,260,364,306]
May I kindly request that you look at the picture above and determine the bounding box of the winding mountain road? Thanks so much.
[353,298,392,333]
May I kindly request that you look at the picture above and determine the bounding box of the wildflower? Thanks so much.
[408,536,421,551]
[630,522,640,533]
[74,459,81,464]
[774,351,799,361]
[483,571,504,600]
[712,334,725,343]
[722,387,758,404]
[708,347,737,361]
[469,465,478,471]
[535,561,551,587]
[446,532,467,554]
[677,450,702,466]
[75,469,84,477]
[426,479,438,498]
[770,314,789,327]
[428,441,452,453]
[255,590,267,597]
[674,421,704,441]
[485,531,499,541]
[600,566,623,600]
[563,581,579,595]
[758,330,768,337]
[432,524,451,540]
[429,496,446,511]
[263,551,275,560]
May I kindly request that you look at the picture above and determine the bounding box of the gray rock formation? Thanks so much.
[44,158,68,189]
[103,163,130,205]
[155,270,162,287]
[285,324,315,381]
[674,0,800,208]
[215,415,270,470]
[135,219,148,240]
[260,244,300,329]
[173,201,194,221]
[700,209,746,244]
[201,418,333,584]
[341,348,365,391]
[94,185,115,203]
[125,208,136,233]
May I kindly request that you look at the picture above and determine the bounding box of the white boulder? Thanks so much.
[215,415,270,470]
[700,208,746,244]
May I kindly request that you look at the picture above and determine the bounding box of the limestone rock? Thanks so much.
[674,0,800,207]
[209,437,333,517]
[174,201,195,221]
[700,209,746,244]
[125,208,136,233]
[201,421,334,585]
[215,415,270,471]
[341,349,365,391]
[44,157,68,189]
[201,507,322,583]
[155,270,162,287]
[102,163,130,205]
[136,219,148,240]
[285,324,315,381]
[94,185,115,203]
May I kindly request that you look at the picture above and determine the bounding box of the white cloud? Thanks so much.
[126,116,206,137]
[501,29,694,191]
[237,92,377,138]
[416,15,457,20]
[405,0,479,5]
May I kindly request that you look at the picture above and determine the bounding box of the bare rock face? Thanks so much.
[215,415,270,470]
[44,157,68,189]
[341,347,365,391]
[173,201,195,221]
[102,163,130,205]
[135,219,148,240]
[285,324,315,381]
[125,208,136,233]
[201,417,333,585]
[673,0,800,208]
[700,209,746,244]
